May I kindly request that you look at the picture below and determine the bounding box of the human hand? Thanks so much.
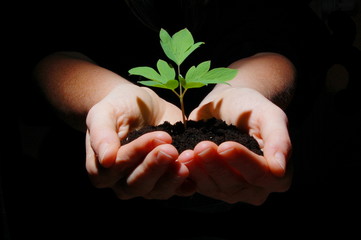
[85,84,195,199]
[178,87,292,204]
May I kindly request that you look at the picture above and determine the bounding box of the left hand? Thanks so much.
[177,87,292,204]
[85,85,195,199]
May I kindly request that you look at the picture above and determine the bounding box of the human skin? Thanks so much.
[34,51,294,204]
[179,53,294,204]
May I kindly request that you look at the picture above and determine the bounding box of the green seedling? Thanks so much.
[129,28,238,127]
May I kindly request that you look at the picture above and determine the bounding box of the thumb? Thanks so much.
[86,108,122,168]
[261,115,292,177]
[188,101,215,121]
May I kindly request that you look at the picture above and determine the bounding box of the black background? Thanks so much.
[2,0,360,239]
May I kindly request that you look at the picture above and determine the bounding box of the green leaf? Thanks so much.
[184,82,206,89]
[129,67,163,83]
[138,80,178,90]
[179,75,186,88]
[184,66,238,89]
[172,28,194,53]
[160,28,204,66]
[180,42,204,65]
[159,29,176,64]
[129,28,238,127]
[199,68,238,84]
[185,61,211,82]
[138,80,168,88]
[156,59,175,81]
[138,80,179,90]
[164,80,179,90]
[202,68,238,84]
[129,59,177,86]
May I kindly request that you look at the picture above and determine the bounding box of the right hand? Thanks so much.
[85,84,195,199]
[178,87,292,204]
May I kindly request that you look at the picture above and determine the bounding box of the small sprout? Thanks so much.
[129,28,238,127]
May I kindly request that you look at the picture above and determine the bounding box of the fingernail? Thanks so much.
[99,143,110,164]
[197,148,214,163]
[157,150,173,160]
[177,151,194,165]
[154,138,168,145]
[274,152,286,171]
[198,148,212,157]
[219,147,235,156]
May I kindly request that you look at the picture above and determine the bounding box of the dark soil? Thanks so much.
[122,118,263,155]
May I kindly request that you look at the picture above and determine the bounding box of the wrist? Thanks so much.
[217,53,295,109]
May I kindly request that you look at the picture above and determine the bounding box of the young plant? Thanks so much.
[129,28,238,127]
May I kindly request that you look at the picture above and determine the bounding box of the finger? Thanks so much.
[183,142,220,195]
[116,131,173,169]
[88,131,172,188]
[86,129,120,188]
[181,143,270,205]
[188,101,215,121]
[176,150,197,196]
[259,110,292,177]
[218,142,269,186]
[85,130,100,179]
[195,143,272,205]
[193,141,246,195]
[86,105,121,168]
[145,161,189,199]
[116,144,178,198]
[176,178,197,197]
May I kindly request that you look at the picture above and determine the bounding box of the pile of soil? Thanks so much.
[122,118,262,155]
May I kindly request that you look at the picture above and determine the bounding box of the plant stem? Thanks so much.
[177,64,187,128]
[179,92,187,128]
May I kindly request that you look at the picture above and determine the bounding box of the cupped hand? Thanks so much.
[181,87,293,204]
[85,84,195,199]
